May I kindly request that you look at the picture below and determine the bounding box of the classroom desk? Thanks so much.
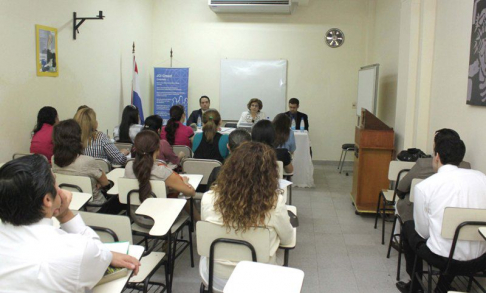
[479,227,486,241]
[224,261,305,293]
[183,174,203,190]
[70,192,92,211]
[93,244,145,293]
[135,198,187,236]
[106,168,126,195]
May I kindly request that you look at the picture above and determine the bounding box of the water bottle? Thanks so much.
[291,117,296,131]
[197,115,202,128]
[300,117,305,132]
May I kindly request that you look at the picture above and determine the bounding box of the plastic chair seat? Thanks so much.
[341,143,355,150]
[382,189,396,202]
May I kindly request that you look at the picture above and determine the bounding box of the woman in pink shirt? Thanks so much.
[161,105,194,148]
[143,115,185,165]
[30,106,58,163]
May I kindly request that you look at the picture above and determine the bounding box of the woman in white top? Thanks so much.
[114,105,143,143]
[236,98,267,127]
[200,141,293,290]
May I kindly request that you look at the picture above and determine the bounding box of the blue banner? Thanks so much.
[154,68,189,123]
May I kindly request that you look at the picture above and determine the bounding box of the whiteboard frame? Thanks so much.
[356,64,380,116]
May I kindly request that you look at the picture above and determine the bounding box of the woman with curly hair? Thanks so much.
[200,141,293,290]
[161,105,194,148]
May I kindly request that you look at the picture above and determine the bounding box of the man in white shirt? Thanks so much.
[0,155,141,293]
[396,136,486,293]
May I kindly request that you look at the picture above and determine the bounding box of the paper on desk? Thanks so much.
[104,241,129,254]
[279,179,292,190]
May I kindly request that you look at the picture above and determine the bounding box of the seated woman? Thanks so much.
[143,115,185,165]
[236,98,266,127]
[30,106,59,163]
[51,119,110,211]
[74,108,128,166]
[113,105,143,143]
[124,130,199,227]
[200,142,294,290]
[161,105,194,148]
[192,109,229,163]
[252,120,294,174]
[272,113,296,154]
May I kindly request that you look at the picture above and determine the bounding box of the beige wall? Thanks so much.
[0,0,154,163]
[428,0,486,171]
[367,0,401,129]
[152,0,373,161]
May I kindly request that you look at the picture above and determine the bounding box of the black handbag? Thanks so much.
[397,148,429,162]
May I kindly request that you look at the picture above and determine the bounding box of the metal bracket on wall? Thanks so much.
[73,11,105,40]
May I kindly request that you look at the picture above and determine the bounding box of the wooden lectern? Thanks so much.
[351,109,394,214]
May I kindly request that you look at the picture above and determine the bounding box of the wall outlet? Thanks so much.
[352,102,357,109]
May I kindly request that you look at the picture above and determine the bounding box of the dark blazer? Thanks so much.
[187,109,203,125]
[284,111,309,131]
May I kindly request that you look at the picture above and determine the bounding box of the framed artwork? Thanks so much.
[467,0,486,106]
[35,25,58,77]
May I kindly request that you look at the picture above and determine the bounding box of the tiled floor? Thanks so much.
[145,164,405,292]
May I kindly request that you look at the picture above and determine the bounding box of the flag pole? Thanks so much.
[131,42,135,105]
[170,48,173,68]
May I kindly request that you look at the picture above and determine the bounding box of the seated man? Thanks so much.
[397,137,486,293]
[396,129,471,223]
[284,98,309,131]
[0,155,140,292]
[187,95,210,126]
[206,129,251,189]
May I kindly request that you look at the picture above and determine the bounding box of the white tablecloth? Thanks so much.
[292,131,314,187]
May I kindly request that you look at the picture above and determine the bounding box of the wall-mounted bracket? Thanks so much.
[73,11,105,40]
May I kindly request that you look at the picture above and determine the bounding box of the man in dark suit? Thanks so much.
[285,98,309,131]
[187,95,210,125]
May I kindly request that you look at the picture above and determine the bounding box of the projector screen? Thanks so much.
[220,59,287,121]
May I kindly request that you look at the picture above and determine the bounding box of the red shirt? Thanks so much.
[30,124,54,162]
[161,121,194,148]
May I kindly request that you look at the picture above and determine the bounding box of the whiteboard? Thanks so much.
[220,59,287,120]
[357,64,379,116]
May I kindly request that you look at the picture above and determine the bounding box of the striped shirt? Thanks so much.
[83,131,127,165]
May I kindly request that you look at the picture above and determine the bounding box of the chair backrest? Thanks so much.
[114,142,133,152]
[173,145,193,158]
[409,178,423,203]
[388,161,415,181]
[196,221,271,263]
[54,173,93,194]
[94,158,112,173]
[118,177,166,205]
[441,208,486,241]
[277,161,284,180]
[181,158,222,185]
[75,211,133,244]
[12,153,32,160]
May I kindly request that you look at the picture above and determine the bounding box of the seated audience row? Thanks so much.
[0,155,140,292]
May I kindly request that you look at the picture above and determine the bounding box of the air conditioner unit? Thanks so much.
[209,0,292,14]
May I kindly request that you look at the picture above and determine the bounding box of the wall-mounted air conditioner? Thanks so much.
[209,0,292,14]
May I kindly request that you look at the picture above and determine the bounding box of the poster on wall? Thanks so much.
[467,0,486,106]
[154,68,189,122]
[36,25,58,77]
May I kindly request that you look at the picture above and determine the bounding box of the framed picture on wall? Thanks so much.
[467,0,486,106]
[35,25,58,77]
